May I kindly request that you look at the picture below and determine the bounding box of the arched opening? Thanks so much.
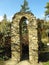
[19,17,29,61]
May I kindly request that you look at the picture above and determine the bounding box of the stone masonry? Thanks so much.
[10,12,38,65]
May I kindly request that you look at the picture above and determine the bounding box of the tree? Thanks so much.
[20,0,30,12]
[0,14,11,36]
[4,14,6,18]
[45,2,49,16]
[2,14,7,22]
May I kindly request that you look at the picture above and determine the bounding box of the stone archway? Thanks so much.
[19,17,29,61]
[11,12,38,64]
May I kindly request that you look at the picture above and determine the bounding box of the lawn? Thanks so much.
[43,61,49,65]
[0,60,4,65]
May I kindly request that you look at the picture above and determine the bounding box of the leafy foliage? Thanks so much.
[0,14,11,60]
[45,2,49,16]
[0,14,11,35]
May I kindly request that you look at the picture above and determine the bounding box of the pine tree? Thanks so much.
[3,14,7,21]
[20,0,30,12]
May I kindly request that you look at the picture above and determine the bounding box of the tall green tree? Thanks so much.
[0,14,11,35]
[45,2,49,16]
[20,0,30,12]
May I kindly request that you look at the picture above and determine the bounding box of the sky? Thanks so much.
[0,0,49,21]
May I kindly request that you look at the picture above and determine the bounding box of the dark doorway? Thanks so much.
[21,43,29,60]
[19,17,29,61]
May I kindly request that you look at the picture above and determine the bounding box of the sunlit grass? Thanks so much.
[0,60,4,65]
[43,61,49,65]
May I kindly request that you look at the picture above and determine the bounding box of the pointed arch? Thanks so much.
[19,16,29,61]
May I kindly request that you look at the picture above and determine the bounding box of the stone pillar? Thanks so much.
[28,17,38,64]
[11,19,20,63]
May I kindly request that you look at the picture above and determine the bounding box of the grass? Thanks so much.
[43,61,49,65]
[0,60,5,65]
